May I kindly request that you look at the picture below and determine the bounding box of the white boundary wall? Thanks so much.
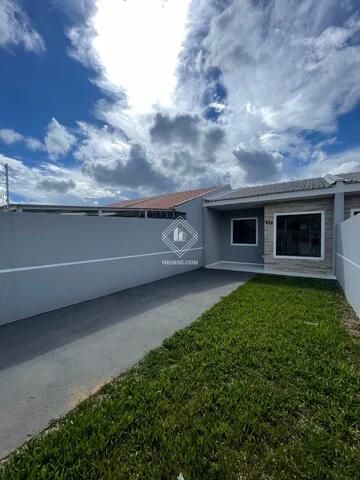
[336,214,360,317]
[0,206,204,326]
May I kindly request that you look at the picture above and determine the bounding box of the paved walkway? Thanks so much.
[0,269,252,459]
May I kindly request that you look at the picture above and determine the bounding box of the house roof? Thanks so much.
[206,171,360,202]
[108,186,222,210]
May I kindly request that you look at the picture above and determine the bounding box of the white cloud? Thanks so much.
[0,0,45,53]
[0,128,23,144]
[14,0,359,205]
[44,118,77,160]
[68,0,191,113]
[74,122,130,167]
[0,153,117,204]
[202,0,360,137]
[73,122,178,195]
[175,0,360,185]
[304,148,360,178]
[25,137,44,151]
[233,145,283,183]
[0,128,44,151]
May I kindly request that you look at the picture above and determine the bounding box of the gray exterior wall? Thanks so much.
[203,207,264,265]
[0,200,204,326]
[217,209,264,264]
[203,207,222,266]
[179,196,205,246]
[336,214,360,317]
[264,197,334,275]
[344,194,360,219]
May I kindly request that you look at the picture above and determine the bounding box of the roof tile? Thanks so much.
[207,171,360,202]
[108,186,221,210]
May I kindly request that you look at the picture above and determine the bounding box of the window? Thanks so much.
[275,212,323,259]
[231,218,258,246]
[351,209,360,217]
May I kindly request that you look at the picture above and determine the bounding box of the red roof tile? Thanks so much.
[107,198,151,208]
[108,186,221,210]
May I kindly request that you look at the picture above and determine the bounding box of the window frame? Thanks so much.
[273,210,325,261]
[351,208,360,217]
[231,217,259,247]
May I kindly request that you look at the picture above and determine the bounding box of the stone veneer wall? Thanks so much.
[344,194,360,219]
[264,197,334,275]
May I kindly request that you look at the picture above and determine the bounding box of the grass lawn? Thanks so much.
[1,275,360,479]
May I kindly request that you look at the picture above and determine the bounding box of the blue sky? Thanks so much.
[0,1,99,136]
[0,0,360,205]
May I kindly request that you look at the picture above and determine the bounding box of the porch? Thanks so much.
[206,261,336,280]
[203,196,336,280]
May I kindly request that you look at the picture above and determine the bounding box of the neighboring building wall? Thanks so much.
[344,194,360,219]
[178,196,205,247]
[0,208,204,326]
[217,208,264,264]
[336,214,360,317]
[264,197,334,275]
[203,207,222,266]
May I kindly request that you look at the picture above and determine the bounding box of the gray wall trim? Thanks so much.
[0,247,203,274]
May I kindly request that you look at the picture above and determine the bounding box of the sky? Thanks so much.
[0,0,360,205]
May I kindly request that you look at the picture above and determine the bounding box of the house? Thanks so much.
[1,172,360,326]
[107,172,360,279]
[203,172,360,279]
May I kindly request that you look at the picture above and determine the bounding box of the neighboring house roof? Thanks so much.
[108,186,222,210]
[206,171,360,202]
[107,198,152,208]
[339,171,360,183]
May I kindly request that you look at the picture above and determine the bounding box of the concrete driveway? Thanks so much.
[0,269,252,459]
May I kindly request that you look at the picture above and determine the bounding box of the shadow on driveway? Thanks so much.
[0,268,252,459]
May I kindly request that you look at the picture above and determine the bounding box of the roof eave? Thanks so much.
[205,182,360,207]
[3,204,177,214]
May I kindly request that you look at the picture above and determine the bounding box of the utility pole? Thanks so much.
[1,163,9,210]
[5,163,9,210]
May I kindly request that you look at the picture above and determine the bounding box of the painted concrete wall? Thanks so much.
[0,203,204,326]
[264,197,334,275]
[336,214,360,318]
[217,208,264,264]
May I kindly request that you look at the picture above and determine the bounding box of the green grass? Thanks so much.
[1,275,360,479]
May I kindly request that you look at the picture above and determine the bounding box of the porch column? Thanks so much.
[333,191,345,276]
